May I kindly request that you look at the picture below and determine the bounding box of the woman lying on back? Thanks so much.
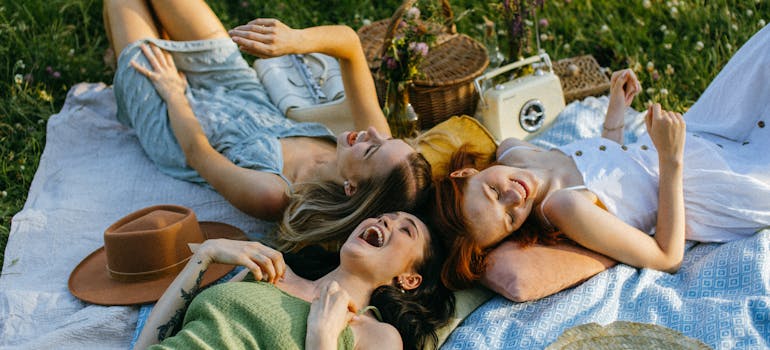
[432,24,770,290]
[104,0,431,249]
[135,212,454,349]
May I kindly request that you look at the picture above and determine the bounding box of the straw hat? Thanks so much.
[68,205,248,306]
[546,321,712,350]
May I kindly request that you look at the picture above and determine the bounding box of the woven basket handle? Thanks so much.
[376,0,456,62]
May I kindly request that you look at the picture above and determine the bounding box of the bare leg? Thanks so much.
[147,0,228,41]
[103,0,161,58]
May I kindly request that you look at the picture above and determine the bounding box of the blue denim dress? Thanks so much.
[113,38,335,186]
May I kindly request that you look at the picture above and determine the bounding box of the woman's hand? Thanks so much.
[306,280,357,350]
[196,239,286,284]
[609,69,641,108]
[645,103,686,164]
[229,18,302,58]
[605,69,641,124]
[130,44,188,102]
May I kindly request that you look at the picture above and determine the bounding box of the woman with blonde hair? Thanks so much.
[104,0,432,250]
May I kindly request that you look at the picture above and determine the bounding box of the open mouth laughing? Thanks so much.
[359,225,384,247]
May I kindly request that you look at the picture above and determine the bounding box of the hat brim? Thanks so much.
[68,221,248,306]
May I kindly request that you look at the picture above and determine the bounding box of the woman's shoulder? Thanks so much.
[350,315,402,349]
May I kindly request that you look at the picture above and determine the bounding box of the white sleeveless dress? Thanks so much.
[558,24,770,242]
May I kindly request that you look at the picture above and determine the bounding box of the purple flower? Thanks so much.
[24,73,34,84]
[52,71,61,79]
[539,18,549,28]
[409,42,430,57]
[385,56,398,70]
[45,66,53,74]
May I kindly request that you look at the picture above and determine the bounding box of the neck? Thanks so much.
[524,151,584,207]
[312,267,377,311]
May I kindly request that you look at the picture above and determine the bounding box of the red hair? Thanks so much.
[430,144,562,290]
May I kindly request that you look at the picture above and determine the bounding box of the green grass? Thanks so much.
[1,0,768,273]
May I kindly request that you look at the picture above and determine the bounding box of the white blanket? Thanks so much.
[0,83,273,349]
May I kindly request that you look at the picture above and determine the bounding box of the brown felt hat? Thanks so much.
[68,205,248,306]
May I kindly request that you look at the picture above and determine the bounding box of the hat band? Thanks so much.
[107,256,191,282]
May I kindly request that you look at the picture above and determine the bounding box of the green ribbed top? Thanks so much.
[150,278,354,349]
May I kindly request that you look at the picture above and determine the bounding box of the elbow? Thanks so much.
[658,255,683,274]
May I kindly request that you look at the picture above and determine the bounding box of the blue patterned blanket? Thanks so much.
[441,97,770,350]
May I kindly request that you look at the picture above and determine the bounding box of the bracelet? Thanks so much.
[602,123,624,132]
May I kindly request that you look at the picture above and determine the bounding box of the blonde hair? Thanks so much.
[275,152,432,251]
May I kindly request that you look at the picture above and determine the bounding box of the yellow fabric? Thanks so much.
[415,115,498,179]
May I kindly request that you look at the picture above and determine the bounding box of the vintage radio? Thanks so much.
[474,53,565,141]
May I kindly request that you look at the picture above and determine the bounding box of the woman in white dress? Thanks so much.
[431,24,770,290]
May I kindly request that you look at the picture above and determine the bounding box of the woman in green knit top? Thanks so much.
[135,212,455,350]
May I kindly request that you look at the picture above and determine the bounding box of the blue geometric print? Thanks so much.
[442,231,770,350]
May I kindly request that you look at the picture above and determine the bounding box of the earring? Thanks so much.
[343,180,349,188]
[396,278,406,293]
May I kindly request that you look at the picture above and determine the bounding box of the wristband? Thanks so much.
[602,123,624,132]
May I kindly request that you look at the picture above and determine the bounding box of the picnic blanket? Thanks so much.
[0,83,274,349]
[0,82,768,349]
[443,96,770,350]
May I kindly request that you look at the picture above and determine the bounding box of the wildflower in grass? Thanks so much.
[644,100,653,108]
[363,19,372,26]
[37,89,53,102]
[646,61,654,73]
[563,43,570,50]
[664,43,672,50]
[20,165,25,171]
[14,74,23,85]
[670,7,678,17]
[24,74,33,84]
[632,62,642,73]
[726,43,732,51]
[600,24,609,33]
[759,19,766,28]
[53,71,61,79]
[540,33,548,41]
[659,25,667,33]
[14,60,25,70]
[731,24,738,31]
[695,41,704,51]
[46,66,53,74]
[539,18,549,28]
[642,0,651,9]
[746,9,753,17]
[68,48,75,57]
[406,7,420,20]
[665,64,675,75]
[652,70,660,81]
[1,191,7,198]
[660,88,669,96]
[240,1,248,8]
[646,87,655,95]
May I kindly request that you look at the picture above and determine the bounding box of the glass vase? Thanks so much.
[383,82,420,139]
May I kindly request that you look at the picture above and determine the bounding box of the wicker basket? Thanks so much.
[357,0,489,130]
[552,55,611,103]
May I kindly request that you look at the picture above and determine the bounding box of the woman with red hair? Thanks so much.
[432,24,770,291]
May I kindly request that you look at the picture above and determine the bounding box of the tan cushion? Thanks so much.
[481,240,617,302]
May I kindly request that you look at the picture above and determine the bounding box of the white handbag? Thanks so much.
[473,52,566,141]
[254,53,354,134]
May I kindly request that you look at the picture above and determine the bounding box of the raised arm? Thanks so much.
[547,105,686,273]
[603,69,641,144]
[135,239,286,348]
[229,19,390,136]
[131,43,289,220]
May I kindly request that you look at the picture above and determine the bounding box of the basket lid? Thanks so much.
[357,20,489,88]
